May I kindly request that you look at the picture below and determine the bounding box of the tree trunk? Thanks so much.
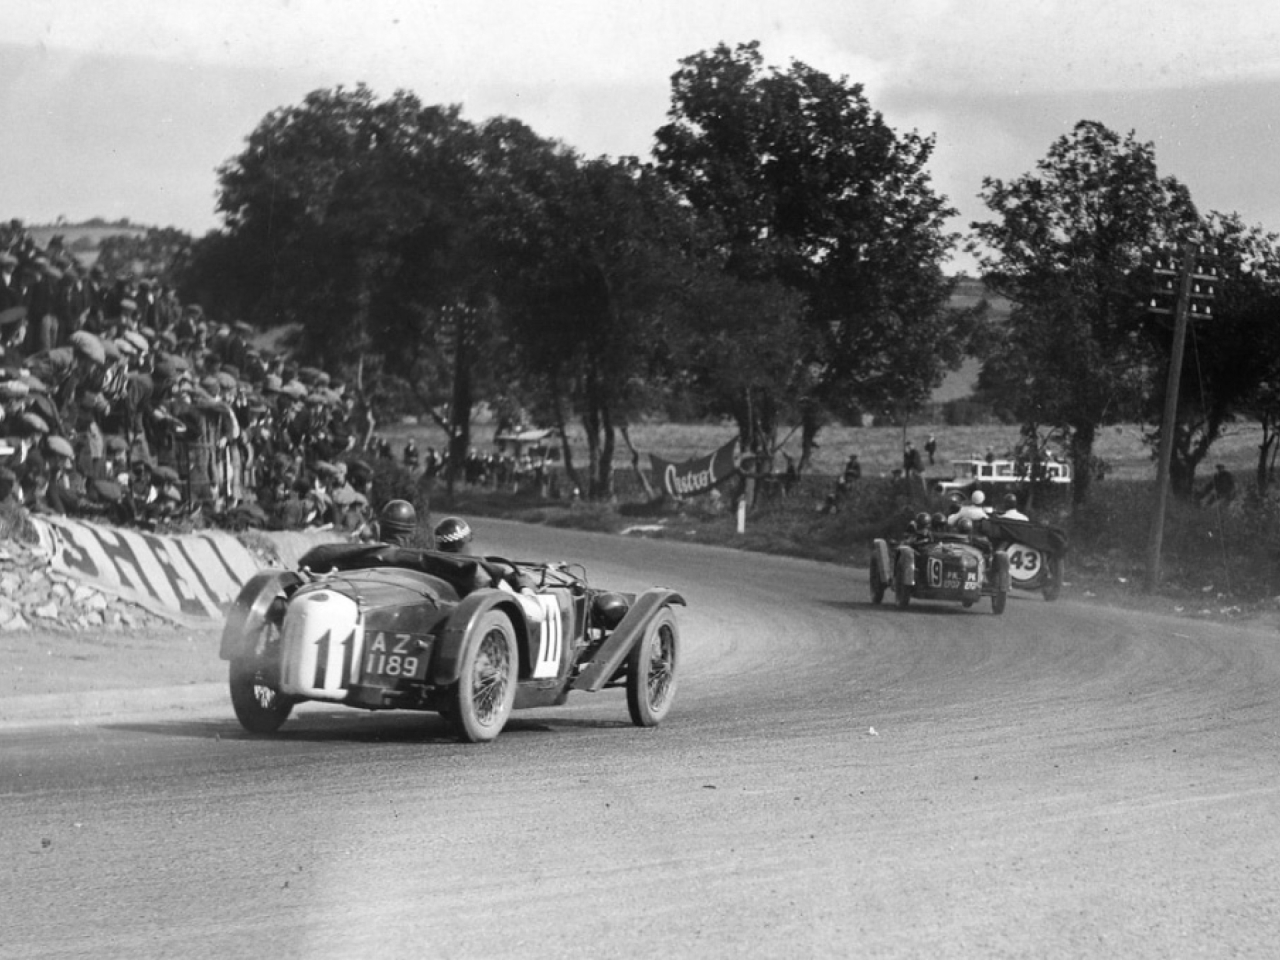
[1258,419,1279,497]
[621,425,657,500]
[799,403,822,473]
[1067,423,1096,507]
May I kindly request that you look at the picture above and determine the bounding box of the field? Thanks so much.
[375,417,1268,488]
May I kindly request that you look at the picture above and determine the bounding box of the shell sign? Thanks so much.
[29,516,263,623]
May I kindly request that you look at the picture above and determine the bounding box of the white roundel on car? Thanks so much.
[1007,544,1044,583]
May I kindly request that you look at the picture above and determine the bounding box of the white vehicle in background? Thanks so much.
[932,457,1072,497]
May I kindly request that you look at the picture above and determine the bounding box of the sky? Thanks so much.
[4,0,1280,273]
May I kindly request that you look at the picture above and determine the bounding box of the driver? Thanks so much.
[377,499,419,546]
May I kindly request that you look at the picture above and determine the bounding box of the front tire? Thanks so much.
[626,606,679,727]
[992,590,1007,615]
[449,610,519,743]
[229,659,294,734]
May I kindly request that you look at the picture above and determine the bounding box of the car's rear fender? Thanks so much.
[871,539,892,581]
[220,569,304,661]
[991,550,1012,592]
[571,588,685,693]
[430,589,531,686]
[895,545,917,587]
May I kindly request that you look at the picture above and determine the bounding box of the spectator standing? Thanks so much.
[925,434,937,465]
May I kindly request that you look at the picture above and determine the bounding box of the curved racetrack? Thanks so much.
[2,519,1278,959]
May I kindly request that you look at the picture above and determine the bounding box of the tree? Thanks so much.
[969,120,1198,505]
[654,42,969,466]
[489,153,702,497]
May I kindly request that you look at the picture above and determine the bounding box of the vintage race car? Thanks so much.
[219,542,684,742]
[869,530,1011,614]
[979,516,1068,602]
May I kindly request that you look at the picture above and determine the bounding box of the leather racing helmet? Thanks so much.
[434,516,473,553]
[1001,493,1019,512]
[379,499,417,543]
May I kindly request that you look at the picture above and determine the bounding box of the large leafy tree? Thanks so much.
[1157,214,1280,496]
[654,41,969,465]
[489,153,704,497]
[203,86,520,462]
[970,120,1198,504]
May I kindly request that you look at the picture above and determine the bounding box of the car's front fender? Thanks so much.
[572,588,686,693]
[219,569,304,662]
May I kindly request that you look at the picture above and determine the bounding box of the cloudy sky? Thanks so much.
[4,0,1279,271]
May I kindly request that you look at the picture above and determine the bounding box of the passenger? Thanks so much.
[433,515,473,553]
[997,493,1029,521]
[947,490,990,527]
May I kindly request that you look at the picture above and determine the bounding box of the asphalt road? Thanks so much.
[2,520,1278,959]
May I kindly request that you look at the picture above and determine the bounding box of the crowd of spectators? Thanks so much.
[0,226,386,533]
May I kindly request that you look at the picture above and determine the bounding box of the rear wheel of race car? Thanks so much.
[627,606,679,727]
[869,560,886,605]
[992,590,1007,615]
[894,555,912,609]
[449,610,519,743]
[229,659,294,734]
[1042,556,1064,602]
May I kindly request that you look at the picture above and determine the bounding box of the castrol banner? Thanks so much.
[650,438,739,499]
[29,515,262,623]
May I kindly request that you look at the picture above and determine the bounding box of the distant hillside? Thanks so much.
[25,220,151,267]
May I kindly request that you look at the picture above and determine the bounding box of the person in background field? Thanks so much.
[843,453,861,483]
[996,492,1028,521]
[1198,463,1236,507]
[925,434,937,465]
[903,442,923,477]
[947,489,991,527]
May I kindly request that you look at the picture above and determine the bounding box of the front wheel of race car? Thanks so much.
[894,554,912,609]
[449,610,519,743]
[627,606,679,727]
[229,659,294,734]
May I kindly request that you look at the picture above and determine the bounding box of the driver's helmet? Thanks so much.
[971,490,986,506]
[1001,493,1019,512]
[931,512,947,531]
[434,516,473,553]
[956,517,974,534]
[913,511,931,533]
[378,499,417,544]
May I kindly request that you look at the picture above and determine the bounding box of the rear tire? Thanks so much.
[627,607,679,727]
[992,590,1007,615]
[869,560,886,605]
[449,610,519,743]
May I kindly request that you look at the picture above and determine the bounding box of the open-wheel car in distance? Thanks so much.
[219,542,684,743]
[869,516,1011,615]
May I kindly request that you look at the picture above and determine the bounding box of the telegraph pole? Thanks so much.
[1144,239,1218,591]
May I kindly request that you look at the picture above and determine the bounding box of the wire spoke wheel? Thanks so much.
[450,611,518,743]
[627,606,680,727]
